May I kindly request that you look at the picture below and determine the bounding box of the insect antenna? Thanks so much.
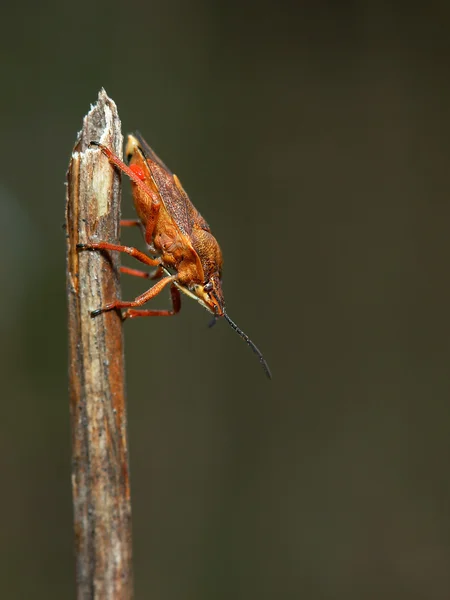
[223,313,272,379]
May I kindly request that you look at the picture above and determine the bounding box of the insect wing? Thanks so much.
[133,133,194,237]
[134,131,173,174]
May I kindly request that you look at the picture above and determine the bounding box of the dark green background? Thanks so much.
[1,1,449,598]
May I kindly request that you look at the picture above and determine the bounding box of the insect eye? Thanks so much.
[204,281,213,293]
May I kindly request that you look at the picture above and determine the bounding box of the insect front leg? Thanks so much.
[90,275,177,318]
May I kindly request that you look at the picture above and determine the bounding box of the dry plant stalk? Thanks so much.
[66,89,133,599]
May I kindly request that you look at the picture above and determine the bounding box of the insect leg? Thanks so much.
[120,219,141,227]
[124,284,181,318]
[91,143,161,244]
[90,141,161,206]
[121,219,148,241]
[91,275,176,317]
[120,265,164,280]
[77,242,160,267]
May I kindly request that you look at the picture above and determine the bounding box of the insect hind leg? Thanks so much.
[90,275,177,318]
[124,284,181,319]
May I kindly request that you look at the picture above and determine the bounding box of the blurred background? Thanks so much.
[1,1,450,598]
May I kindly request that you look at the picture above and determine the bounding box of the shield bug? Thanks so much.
[78,133,271,378]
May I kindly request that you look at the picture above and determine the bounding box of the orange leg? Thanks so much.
[121,219,141,228]
[90,141,160,205]
[92,142,161,243]
[120,265,164,280]
[125,284,181,319]
[77,242,160,267]
[91,275,177,317]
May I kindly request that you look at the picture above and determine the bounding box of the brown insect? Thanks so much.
[78,133,271,378]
